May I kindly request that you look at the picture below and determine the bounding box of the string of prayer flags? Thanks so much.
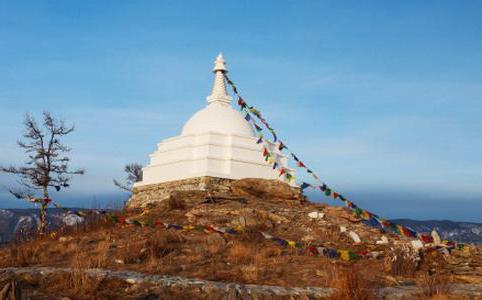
[260,232,365,261]
[223,73,458,248]
[106,212,387,262]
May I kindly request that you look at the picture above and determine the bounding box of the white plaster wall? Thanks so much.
[138,130,293,186]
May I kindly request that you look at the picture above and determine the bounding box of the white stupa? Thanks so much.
[136,54,293,187]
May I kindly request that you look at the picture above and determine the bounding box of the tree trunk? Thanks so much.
[39,187,49,234]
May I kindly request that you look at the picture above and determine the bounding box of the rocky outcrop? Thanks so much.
[127,177,303,209]
[0,267,334,298]
[1,267,481,299]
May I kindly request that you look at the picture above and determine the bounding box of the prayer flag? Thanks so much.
[275,238,288,246]
[339,250,351,261]
[238,97,246,107]
[308,245,318,255]
[420,234,434,244]
[300,182,310,190]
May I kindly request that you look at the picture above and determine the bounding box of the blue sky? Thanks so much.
[0,1,481,221]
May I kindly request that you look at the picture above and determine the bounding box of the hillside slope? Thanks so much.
[0,179,480,299]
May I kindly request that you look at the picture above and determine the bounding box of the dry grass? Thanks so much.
[115,230,185,267]
[227,241,256,264]
[388,248,420,277]
[6,243,42,267]
[67,250,103,295]
[418,270,451,299]
[328,265,376,300]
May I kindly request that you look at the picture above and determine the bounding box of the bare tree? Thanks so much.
[1,112,84,233]
[113,163,143,192]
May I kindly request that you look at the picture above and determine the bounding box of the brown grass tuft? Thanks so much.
[328,265,375,300]
[227,242,256,265]
[65,250,103,295]
[418,270,450,299]
[388,248,419,277]
[6,243,41,267]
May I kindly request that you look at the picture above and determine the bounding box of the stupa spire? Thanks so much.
[206,53,232,105]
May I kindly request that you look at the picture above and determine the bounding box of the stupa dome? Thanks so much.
[181,103,254,136]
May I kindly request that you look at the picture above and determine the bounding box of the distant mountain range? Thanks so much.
[0,208,86,244]
[393,219,482,245]
[0,208,481,245]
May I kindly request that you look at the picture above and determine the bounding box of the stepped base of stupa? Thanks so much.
[127,176,303,209]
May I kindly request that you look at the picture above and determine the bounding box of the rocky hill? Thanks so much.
[0,178,481,299]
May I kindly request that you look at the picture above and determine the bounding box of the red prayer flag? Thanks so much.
[308,245,318,255]
[420,234,434,243]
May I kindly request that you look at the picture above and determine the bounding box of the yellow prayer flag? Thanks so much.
[339,250,350,261]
